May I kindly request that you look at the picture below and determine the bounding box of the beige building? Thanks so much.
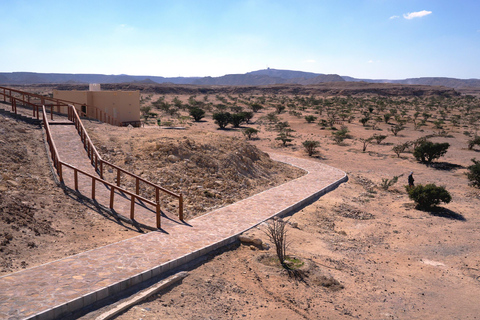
[53,84,140,126]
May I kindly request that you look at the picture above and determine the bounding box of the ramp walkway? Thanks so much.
[0,95,347,320]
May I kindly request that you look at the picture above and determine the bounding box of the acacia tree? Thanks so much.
[212,112,231,129]
[302,140,320,156]
[413,141,450,164]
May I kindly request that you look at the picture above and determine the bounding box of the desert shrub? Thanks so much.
[413,141,450,164]
[230,113,246,128]
[275,104,286,114]
[140,106,152,120]
[467,158,480,188]
[332,126,350,145]
[264,218,289,265]
[406,184,451,210]
[379,174,402,191]
[240,111,254,124]
[373,134,387,144]
[242,127,259,140]
[189,107,205,122]
[467,136,480,150]
[389,124,405,136]
[304,115,317,123]
[383,113,392,124]
[276,132,293,146]
[302,140,320,156]
[212,112,231,129]
[360,137,374,152]
[359,116,370,127]
[392,142,409,157]
[250,103,263,113]
[266,112,279,123]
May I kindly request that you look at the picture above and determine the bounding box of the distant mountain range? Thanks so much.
[1,69,479,89]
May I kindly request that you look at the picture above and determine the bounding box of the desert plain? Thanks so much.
[1,83,480,319]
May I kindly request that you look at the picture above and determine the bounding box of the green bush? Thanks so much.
[304,115,317,123]
[302,140,320,156]
[240,111,254,124]
[467,136,480,150]
[212,112,231,129]
[242,127,259,140]
[189,107,205,121]
[467,158,480,188]
[413,141,450,164]
[406,184,452,210]
[230,113,246,127]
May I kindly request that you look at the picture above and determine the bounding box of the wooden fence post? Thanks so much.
[179,193,184,221]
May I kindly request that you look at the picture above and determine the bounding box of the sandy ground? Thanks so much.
[2,90,480,319]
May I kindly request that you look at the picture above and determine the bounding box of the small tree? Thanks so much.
[304,115,318,123]
[189,107,205,122]
[359,116,370,127]
[140,105,152,120]
[392,143,407,158]
[243,127,259,140]
[240,111,254,124]
[383,113,392,124]
[360,137,374,152]
[264,218,289,265]
[467,158,480,188]
[250,103,263,113]
[276,132,293,146]
[230,113,246,128]
[389,124,405,136]
[302,140,320,156]
[379,174,402,191]
[331,126,350,145]
[373,134,387,144]
[406,184,452,210]
[468,136,480,150]
[275,104,286,114]
[413,141,450,164]
[212,112,231,129]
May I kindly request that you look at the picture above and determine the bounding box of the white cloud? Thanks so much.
[368,60,374,64]
[403,10,432,20]
[389,15,399,20]
[304,59,316,63]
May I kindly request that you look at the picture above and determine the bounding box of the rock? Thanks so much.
[6,180,19,187]
[249,245,257,251]
[252,238,263,246]
[167,155,179,162]
[239,235,254,244]
[290,222,299,228]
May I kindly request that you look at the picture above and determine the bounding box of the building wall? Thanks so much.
[53,90,140,124]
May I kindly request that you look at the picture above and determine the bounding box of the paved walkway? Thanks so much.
[0,104,347,320]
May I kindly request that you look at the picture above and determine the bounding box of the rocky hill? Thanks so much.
[1,69,479,89]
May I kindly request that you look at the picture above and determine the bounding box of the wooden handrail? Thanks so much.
[0,86,120,126]
[68,104,184,220]
[42,106,163,228]
[2,86,184,227]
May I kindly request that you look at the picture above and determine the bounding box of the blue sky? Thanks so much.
[1,0,479,79]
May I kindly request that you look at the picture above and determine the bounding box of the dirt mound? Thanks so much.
[88,126,305,218]
[0,113,139,274]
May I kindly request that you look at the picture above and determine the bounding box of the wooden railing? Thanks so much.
[68,106,184,221]
[0,86,120,126]
[1,86,183,228]
[42,106,178,228]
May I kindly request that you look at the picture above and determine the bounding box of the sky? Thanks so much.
[1,0,479,79]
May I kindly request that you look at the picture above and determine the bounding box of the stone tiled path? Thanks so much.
[0,104,347,320]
